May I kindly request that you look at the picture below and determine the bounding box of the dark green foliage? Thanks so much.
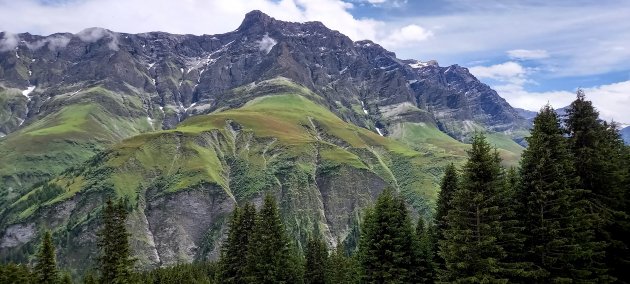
[439,133,524,282]
[60,272,72,284]
[82,272,97,284]
[326,241,359,284]
[434,163,458,269]
[416,218,436,283]
[358,188,425,283]
[565,90,629,282]
[245,194,303,283]
[218,203,256,283]
[0,263,34,284]
[97,199,135,284]
[141,262,218,284]
[518,105,606,282]
[34,231,59,284]
[304,234,329,284]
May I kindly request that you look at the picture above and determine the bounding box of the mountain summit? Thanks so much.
[0,11,526,270]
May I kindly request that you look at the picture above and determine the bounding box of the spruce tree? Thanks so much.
[518,105,606,282]
[34,230,59,284]
[439,133,522,282]
[304,234,329,284]
[416,218,435,283]
[565,90,628,281]
[97,198,135,284]
[327,240,359,284]
[219,202,256,283]
[245,194,302,284]
[433,163,458,270]
[358,188,425,283]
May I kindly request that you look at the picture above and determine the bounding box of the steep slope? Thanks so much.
[0,11,527,195]
[0,79,461,270]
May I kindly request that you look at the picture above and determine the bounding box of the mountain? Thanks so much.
[0,11,527,270]
[621,126,630,144]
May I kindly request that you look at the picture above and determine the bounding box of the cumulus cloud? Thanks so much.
[381,24,433,48]
[257,34,277,54]
[496,80,630,123]
[26,35,71,51]
[469,61,528,85]
[471,61,630,123]
[507,49,549,60]
[77,27,119,50]
[0,32,19,52]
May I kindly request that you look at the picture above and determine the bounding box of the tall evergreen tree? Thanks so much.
[219,202,256,283]
[518,105,606,282]
[565,90,628,281]
[433,163,458,271]
[439,133,523,282]
[34,230,59,284]
[358,188,425,283]
[245,194,302,284]
[304,234,329,284]
[416,218,435,283]
[97,199,135,284]
[327,240,359,284]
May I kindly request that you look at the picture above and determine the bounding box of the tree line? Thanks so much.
[1,91,628,283]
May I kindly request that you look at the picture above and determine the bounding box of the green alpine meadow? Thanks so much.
[1,4,629,284]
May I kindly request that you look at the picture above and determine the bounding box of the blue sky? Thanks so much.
[1,0,629,122]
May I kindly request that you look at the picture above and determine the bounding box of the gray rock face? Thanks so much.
[0,10,526,141]
[0,223,35,248]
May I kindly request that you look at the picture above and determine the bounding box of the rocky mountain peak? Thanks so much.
[237,10,277,32]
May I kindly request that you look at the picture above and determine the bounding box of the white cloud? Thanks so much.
[471,60,630,122]
[381,24,433,48]
[0,32,18,52]
[257,34,277,54]
[496,81,630,123]
[507,49,549,60]
[26,35,71,51]
[469,61,528,85]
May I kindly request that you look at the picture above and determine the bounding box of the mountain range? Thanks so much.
[0,11,529,270]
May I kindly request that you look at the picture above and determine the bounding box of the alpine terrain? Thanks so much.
[0,11,529,271]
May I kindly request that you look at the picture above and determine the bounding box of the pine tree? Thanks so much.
[518,105,606,282]
[245,194,302,284]
[60,272,72,284]
[565,90,627,281]
[358,188,425,283]
[34,231,59,284]
[416,218,435,283]
[433,163,458,271]
[327,240,359,284]
[0,263,34,283]
[439,133,522,282]
[304,234,329,284]
[97,198,135,284]
[219,202,256,283]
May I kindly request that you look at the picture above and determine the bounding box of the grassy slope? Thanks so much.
[389,121,523,167]
[0,87,156,204]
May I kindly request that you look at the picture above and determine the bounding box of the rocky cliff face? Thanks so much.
[0,10,526,138]
[0,10,527,271]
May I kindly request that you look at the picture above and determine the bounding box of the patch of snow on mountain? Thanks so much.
[376,128,384,136]
[22,86,36,99]
[257,34,277,54]
[408,61,429,69]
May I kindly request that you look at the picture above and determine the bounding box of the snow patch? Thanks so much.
[22,86,36,99]
[361,101,369,115]
[408,60,429,69]
[257,34,277,54]
[376,128,384,136]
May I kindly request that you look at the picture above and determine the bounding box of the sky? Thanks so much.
[1,0,629,123]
